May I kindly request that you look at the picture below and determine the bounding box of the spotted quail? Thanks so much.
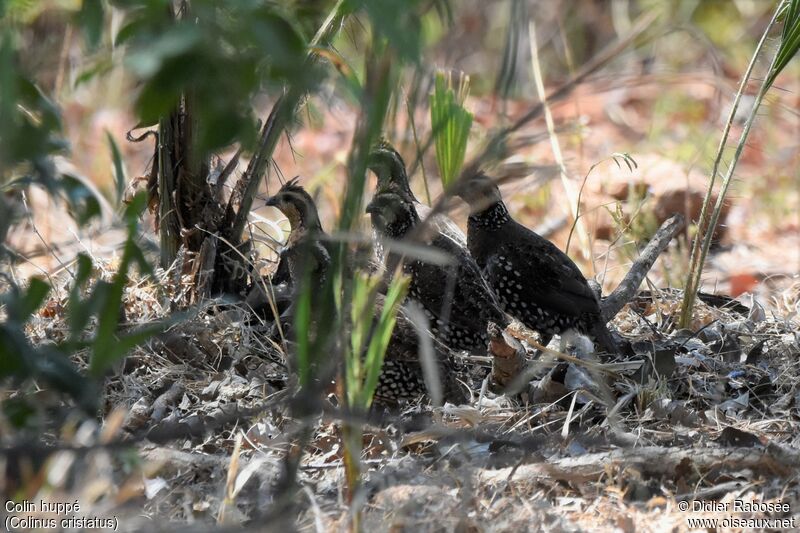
[366,188,509,353]
[457,172,617,353]
[372,298,467,408]
[266,179,463,408]
[368,140,467,249]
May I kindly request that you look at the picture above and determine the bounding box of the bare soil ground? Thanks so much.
[13,255,798,531]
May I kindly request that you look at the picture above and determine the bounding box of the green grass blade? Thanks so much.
[430,71,473,188]
[106,131,126,206]
[344,274,409,411]
[768,0,800,87]
[359,275,408,408]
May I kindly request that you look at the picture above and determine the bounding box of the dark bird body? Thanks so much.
[266,179,464,408]
[367,189,508,354]
[459,173,616,353]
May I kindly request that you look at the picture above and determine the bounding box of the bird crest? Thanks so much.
[368,139,416,201]
[266,177,322,231]
[277,177,306,197]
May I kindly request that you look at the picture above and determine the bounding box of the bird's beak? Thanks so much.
[265,196,278,207]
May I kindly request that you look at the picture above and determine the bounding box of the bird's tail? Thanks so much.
[590,321,618,355]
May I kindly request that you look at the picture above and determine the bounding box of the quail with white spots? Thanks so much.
[266,179,464,408]
[457,172,617,353]
[367,188,509,354]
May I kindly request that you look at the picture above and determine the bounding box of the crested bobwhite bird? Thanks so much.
[266,179,464,408]
[457,172,617,353]
[265,179,332,295]
[366,187,509,354]
[367,139,467,249]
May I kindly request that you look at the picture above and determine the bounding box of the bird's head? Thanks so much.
[455,171,503,213]
[367,138,415,199]
[265,178,322,232]
[365,189,418,238]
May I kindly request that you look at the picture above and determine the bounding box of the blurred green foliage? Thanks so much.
[0,195,155,419]
[345,274,409,410]
[0,31,66,184]
[0,2,164,422]
[114,0,318,152]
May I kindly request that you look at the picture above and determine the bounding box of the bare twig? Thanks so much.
[150,382,185,424]
[214,147,243,198]
[487,322,526,391]
[479,442,800,485]
[141,446,281,478]
[228,1,348,243]
[601,214,684,321]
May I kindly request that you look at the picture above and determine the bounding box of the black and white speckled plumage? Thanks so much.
[459,172,617,353]
[367,189,509,354]
[267,180,461,408]
[372,299,467,408]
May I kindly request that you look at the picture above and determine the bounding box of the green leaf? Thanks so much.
[2,397,36,429]
[106,131,126,206]
[61,174,103,226]
[430,71,473,188]
[293,271,314,387]
[14,277,50,322]
[35,345,98,412]
[0,326,30,377]
[90,321,166,376]
[344,274,409,410]
[75,56,114,87]
[67,253,95,338]
[125,24,202,78]
[767,0,800,88]
[76,0,105,49]
[354,0,423,61]
[359,276,407,409]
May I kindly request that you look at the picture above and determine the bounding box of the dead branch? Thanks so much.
[213,146,243,199]
[479,442,799,486]
[150,382,185,424]
[145,396,289,444]
[140,446,281,477]
[228,6,347,243]
[487,322,526,391]
[227,94,288,242]
[601,213,685,321]
[191,234,217,304]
